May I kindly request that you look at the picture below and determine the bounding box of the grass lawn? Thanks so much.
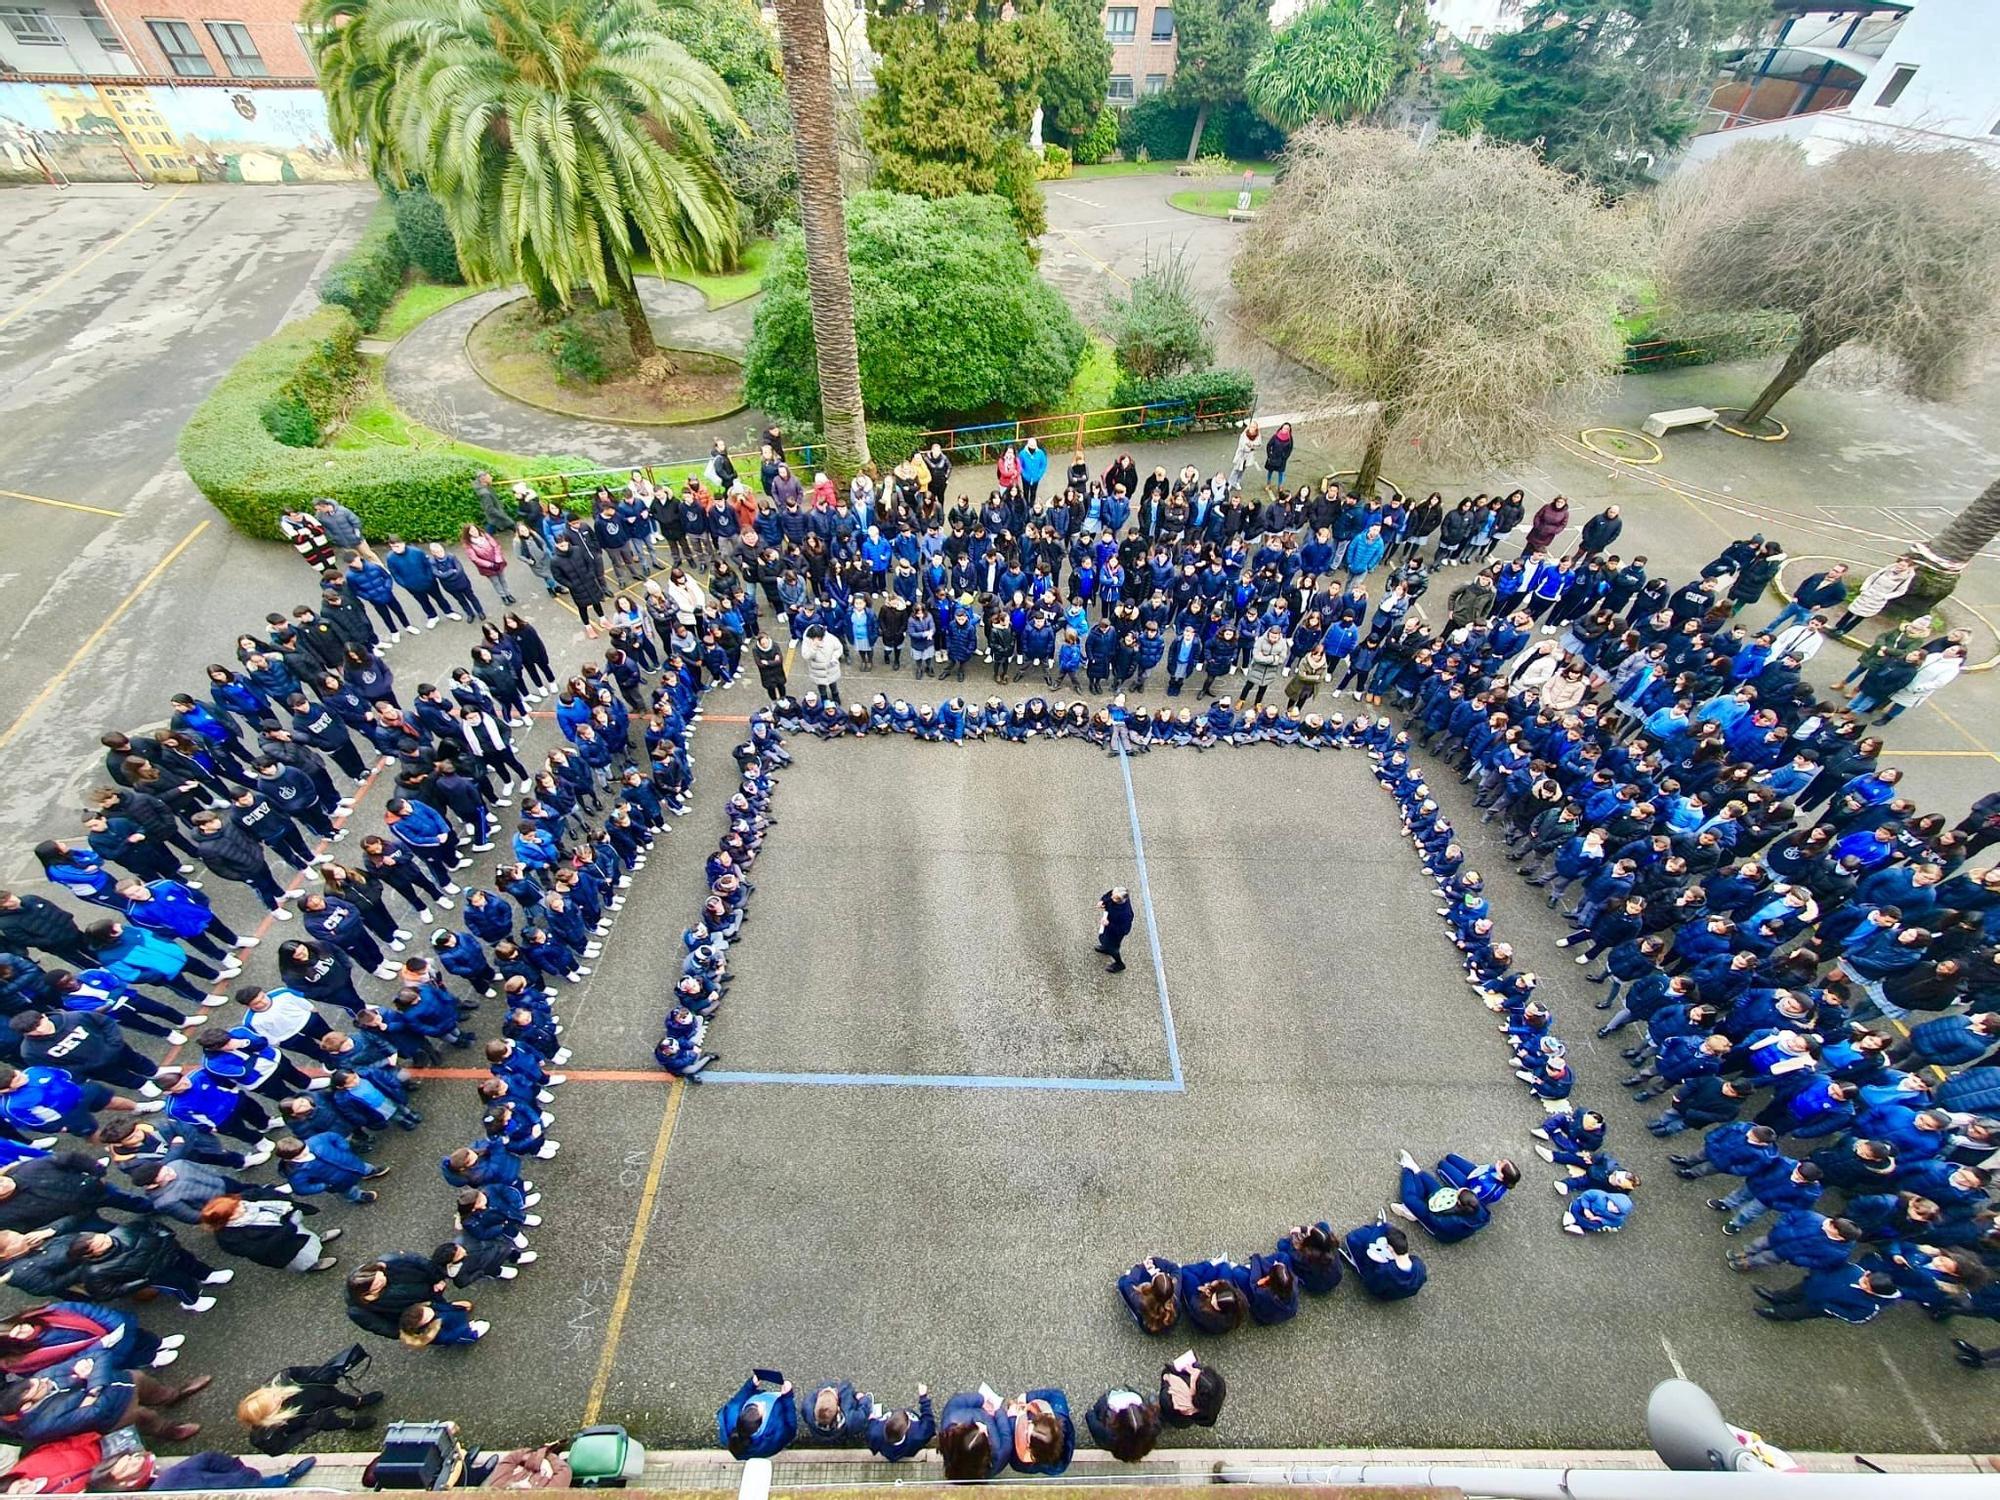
[1059,333,1120,416]
[1070,157,1267,180]
[639,238,774,309]
[328,357,595,478]
[1168,186,1272,217]
[375,278,488,342]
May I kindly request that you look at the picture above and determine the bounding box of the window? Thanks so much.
[1106,73,1134,102]
[1150,4,1173,39]
[1143,72,1166,95]
[86,13,125,47]
[1874,64,1916,108]
[204,20,265,76]
[145,18,214,74]
[1105,6,1136,42]
[0,7,62,46]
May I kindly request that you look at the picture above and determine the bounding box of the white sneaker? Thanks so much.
[204,1269,235,1286]
[444,883,461,894]
[523,1214,543,1227]
[494,799,513,810]
[499,1265,519,1280]
[523,1192,542,1207]
[552,1050,571,1065]
[469,1319,490,1337]
[374,964,400,979]
[415,910,434,924]
[390,940,407,952]
[426,617,440,630]
[181,1297,217,1314]
[244,1143,274,1166]
[160,1334,186,1350]
[140,1081,162,1098]
[393,930,412,941]
[452,860,473,871]
[436,897,456,909]
[307,1077,331,1091]
[133,1101,164,1114]
[388,631,402,644]
[447,612,465,622]
[546,1075,566,1087]
[583,945,603,958]
[167,1031,188,1046]
[235,935,260,950]
[517,1250,538,1265]
[176,863,197,876]
[271,908,294,921]
[472,843,495,852]
[536,1141,560,1158]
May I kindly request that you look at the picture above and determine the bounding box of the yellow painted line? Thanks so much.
[0,487,122,519]
[1890,749,1999,758]
[0,185,188,333]
[0,517,208,754]
[581,1077,686,1424]
[1925,700,2000,761]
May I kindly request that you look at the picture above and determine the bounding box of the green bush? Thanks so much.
[1037,143,1074,180]
[1110,367,1256,428]
[318,204,409,333]
[1072,107,1119,166]
[392,188,463,285]
[1116,97,1284,162]
[1105,245,1215,380]
[531,308,621,385]
[181,305,486,542]
[745,190,1088,426]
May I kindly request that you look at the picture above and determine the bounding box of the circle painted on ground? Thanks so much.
[1578,427,1664,465]
[1713,408,1790,442]
[1326,471,1404,502]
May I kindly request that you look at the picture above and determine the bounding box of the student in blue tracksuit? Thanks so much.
[1177,1259,1247,1333]
[1004,1389,1074,1475]
[719,1370,797,1459]
[1389,1150,1492,1244]
[937,1389,1011,1480]
[866,1387,936,1461]
[115,878,245,964]
[382,539,446,626]
[1342,1218,1427,1300]
[274,1131,386,1203]
[1272,1222,1341,1295]
[796,1380,870,1445]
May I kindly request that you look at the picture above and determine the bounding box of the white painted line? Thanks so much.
[1658,1335,1687,1381]
[1875,1347,1947,1451]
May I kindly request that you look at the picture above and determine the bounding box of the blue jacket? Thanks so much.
[346,561,396,604]
[867,1392,936,1461]
[122,881,215,940]
[936,1393,1011,1479]
[383,546,436,591]
[719,1375,798,1459]
[1343,1223,1426,1300]
[282,1131,374,1195]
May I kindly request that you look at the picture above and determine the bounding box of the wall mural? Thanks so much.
[0,81,363,183]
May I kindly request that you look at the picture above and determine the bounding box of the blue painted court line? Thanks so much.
[704,1069,1183,1092]
[1117,741,1185,1088]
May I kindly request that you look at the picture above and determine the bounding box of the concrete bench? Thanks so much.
[1643,406,1718,437]
[1227,208,1258,222]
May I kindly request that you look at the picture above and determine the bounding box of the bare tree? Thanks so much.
[772,0,871,477]
[1658,141,2000,428]
[1234,125,1638,495]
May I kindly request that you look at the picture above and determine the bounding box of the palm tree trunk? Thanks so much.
[612,276,659,361]
[1911,475,2000,604]
[1184,103,1211,164]
[772,0,870,479]
[1742,322,1840,427]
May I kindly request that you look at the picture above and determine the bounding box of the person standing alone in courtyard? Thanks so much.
[1096,888,1134,974]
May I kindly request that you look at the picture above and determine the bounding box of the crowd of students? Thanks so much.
[716,1352,1224,1471]
[0,513,736,1483]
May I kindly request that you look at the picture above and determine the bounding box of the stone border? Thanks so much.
[463,297,750,430]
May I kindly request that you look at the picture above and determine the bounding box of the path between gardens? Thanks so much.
[383,278,765,467]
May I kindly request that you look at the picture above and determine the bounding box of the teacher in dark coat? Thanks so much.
[1095,888,1134,974]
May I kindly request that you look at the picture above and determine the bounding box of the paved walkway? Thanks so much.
[384,277,765,467]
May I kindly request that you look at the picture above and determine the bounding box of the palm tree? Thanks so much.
[769,0,869,475]
[311,0,740,357]
[1912,476,2000,604]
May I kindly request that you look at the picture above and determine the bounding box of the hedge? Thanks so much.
[392,188,464,285]
[319,204,409,333]
[1116,98,1283,164]
[1110,367,1256,427]
[179,305,488,542]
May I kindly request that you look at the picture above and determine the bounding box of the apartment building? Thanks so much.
[1102,0,1176,106]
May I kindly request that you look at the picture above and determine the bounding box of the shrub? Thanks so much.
[531,307,623,385]
[392,187,463,285]
[1117,97,1284,162]
[318,204,408,333]
[1038,144,1074,180]
[181,306,490,542]
[1104,245,1215,381]
[1072,107,1119,166]
[745,190,1088,426]
[1110,367,1256,428]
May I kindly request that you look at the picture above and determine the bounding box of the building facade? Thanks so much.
[0,0,314,80]
[1679,0,1998,169]
[1099,0,1175,105]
